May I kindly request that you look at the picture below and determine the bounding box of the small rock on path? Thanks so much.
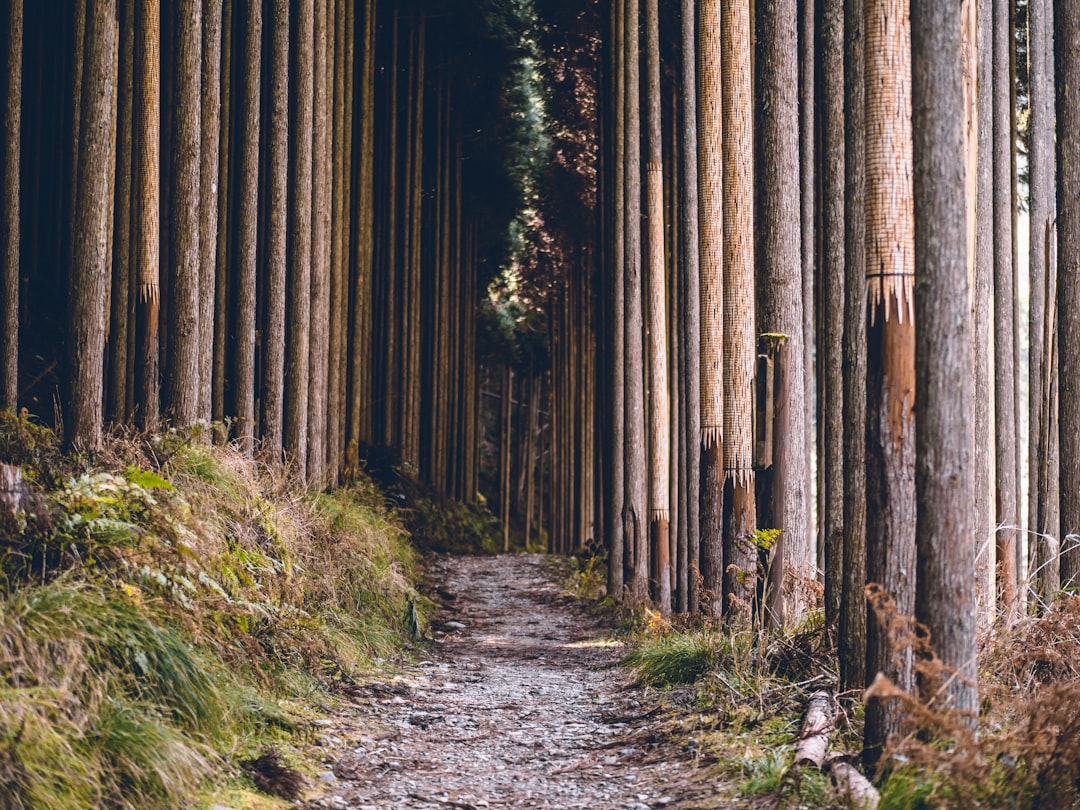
[304,554,723,809]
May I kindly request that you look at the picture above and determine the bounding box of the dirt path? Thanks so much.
[303,554,722,810]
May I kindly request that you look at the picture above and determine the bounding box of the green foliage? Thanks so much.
[753,527,782,552]
[622,631,718,687]
[0,429,429,807]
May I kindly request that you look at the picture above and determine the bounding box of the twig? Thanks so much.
[407,792,479,810]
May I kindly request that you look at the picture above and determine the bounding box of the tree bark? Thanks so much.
[1056,0,1080,588]
[308,0,329,484]
[722,0,757,622]
[911,0,978,716]
[679,0,700,615]
[821,0,845,631]
[993,0,1017,617]
[233,0,260,454]
[108,0,132,422]
[1,0,21,412]
[698,0,724,618]
[197,0,221,426]
[862,0,916,766]
[758,0,810,599]
[623,0,648,603]
[287,0,313,471]
[839,0,867,695]
[262,0,288,458]
[68,0,117,450]
[165,0,201,428]
[644,0,670,612]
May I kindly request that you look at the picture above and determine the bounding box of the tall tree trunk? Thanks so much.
[262,0,288,457]
[911,0,978,716]
[758,0,810,601]
[165,0,201,428]
[862,0,916,766]
[623,0,648,603]
[993,0,1017,616]
[839,0,867,694]
[722,0,756,622]
[233,0,260,454]
[108,0,132,422]
[799,0,816,565]
[502,361,513,552]
[821,0,845,631]
[212,0,231,429]
[308,0,329,484]
[698,0,724,619]
[974,0,995,621]
[68,0,117,450]
[197,0,221,426]
[1,0,20,412]
[287,0,312,471]
[135,0,161,431]
[644,0,670,612]
[327,0,345,483]
[678,0,700,615]
[1056,0,1080,589]
[606,0,626,600]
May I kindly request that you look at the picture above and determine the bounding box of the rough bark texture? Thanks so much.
[69,0,117,450]
[679,0,701,615]
[992,0,1017,616]
[644,0,670,612]
[1,0,20,412]
[108,0,132,422]
[839,0,867,694]
[308,0,329,484]
[234,0,260,454]
[135,0,160,431]
[606,0,625,600]
[1057,0,1080,588]
[722,0,757,621]
[262,0,288,457]
[623,0,648,603]
[821,0,845,631]
[166,0,201,427]
[911,0,978,715]
[758,0,810,594]
[862,0,916,766]
[698,0,724,618]
[974,0,995,618]
[198,0,222,425]
[287,0,313,471]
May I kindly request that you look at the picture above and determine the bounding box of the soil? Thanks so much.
[302,553,727,810]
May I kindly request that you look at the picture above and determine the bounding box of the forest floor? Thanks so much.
[300,554,727,810]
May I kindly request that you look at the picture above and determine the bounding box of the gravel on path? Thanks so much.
[303,554,725,810]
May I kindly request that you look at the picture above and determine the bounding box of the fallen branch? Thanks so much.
[826,753,880,810]
[793,690,834,768]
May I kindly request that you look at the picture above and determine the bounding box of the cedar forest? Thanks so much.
[0,0,1078,807]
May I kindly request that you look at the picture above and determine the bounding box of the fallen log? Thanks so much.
[827,753,880,810]
[793,690,834,767]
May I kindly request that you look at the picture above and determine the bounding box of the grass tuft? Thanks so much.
[622,631,718,687]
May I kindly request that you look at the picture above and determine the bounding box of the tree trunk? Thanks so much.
[644,0,670,612]
[165,0,201,428]
[1,0,21,412]
[758,0,810,601]
[623,0,648,603]
[287,0,312,471]
[974,0,995,622]
[68,0,117,451]
[698,0,724,618]
[212,0,231,430]
[108,0,132,422]
[821,0,845,631]
[1056,0,1080,589]
[679,0,700,615]
[233,0,259,454]
[839,0,867,694]
[308,0,329,484]
[799,0,816,567]
[993,0,1017,617]
[862,0,916,766]
[722,0,757,622]
[197,0,221,426]
[911,0,978,716]
[135,0,160,431]
[502,361,513,552]
[262,0,288,458]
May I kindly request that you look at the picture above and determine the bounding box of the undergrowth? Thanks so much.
[0,413,430,809]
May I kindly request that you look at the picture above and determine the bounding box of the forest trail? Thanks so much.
[304,554,723,810]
